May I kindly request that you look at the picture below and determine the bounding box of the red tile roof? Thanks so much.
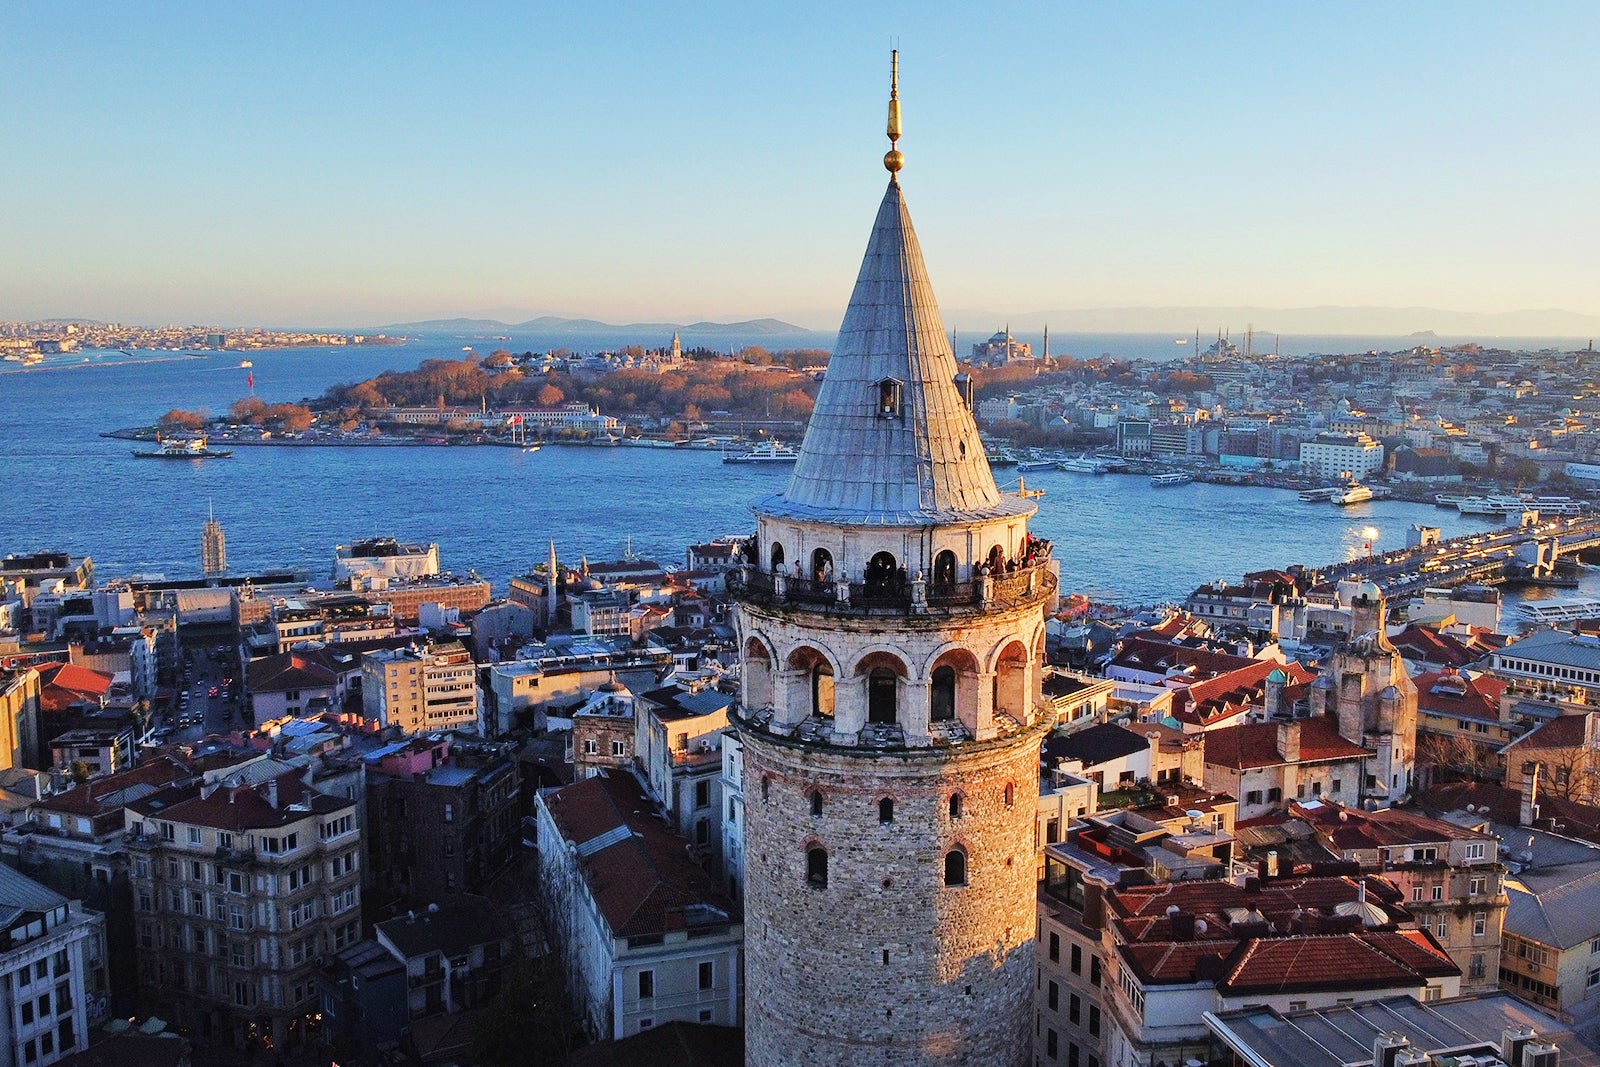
[1215,930,1457,994]
[1172,660,1318,728]
[1108,637,1257,681]
[1203,717,1373,770]
[33,755,194,817]
[126,769,350,831]
[35,662,113,711]
[1504,713,1596,753]
[1413,669,1505,722]
[542,772,733,939]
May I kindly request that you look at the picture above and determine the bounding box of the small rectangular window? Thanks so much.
[699,961,713,990]
[638,970,654,999]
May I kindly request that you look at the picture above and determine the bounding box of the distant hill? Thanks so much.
[380,315,809,337]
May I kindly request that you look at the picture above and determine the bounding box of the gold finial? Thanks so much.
[884,49,903,180]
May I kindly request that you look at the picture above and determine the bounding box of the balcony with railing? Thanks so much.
[732,559,1056,617]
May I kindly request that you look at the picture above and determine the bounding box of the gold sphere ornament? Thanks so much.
[883,149,904,175]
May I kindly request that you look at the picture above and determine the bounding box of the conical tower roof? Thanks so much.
[757,180,1031,527]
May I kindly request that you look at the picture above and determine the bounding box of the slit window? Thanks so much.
[878,798,894,824]
[949,793,963,819]
[810,790,824,817]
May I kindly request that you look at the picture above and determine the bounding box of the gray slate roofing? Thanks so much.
[0,862,68,923]
[758,180,1034,528]
[1496,627,1600,670]
[1504,865,1600,949]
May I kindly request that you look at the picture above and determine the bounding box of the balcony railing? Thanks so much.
[733,562,1055,616]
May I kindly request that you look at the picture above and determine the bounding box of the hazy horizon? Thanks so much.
[5,4,1598,329]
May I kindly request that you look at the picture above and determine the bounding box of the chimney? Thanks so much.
[266,777,279,810]
[1278,719,1301,764]
[1146,731,1162,778]
[1266,850,1279,878]
[1521,762,1541,827]
[1350,591,1384,640]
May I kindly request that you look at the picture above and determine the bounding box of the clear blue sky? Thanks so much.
[4,2,1597,331]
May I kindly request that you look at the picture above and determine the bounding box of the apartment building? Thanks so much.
[361,642,478,734]
[123,770,361,1053]
[0,865,108,1067]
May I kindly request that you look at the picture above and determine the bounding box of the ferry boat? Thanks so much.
[1015,459,1057,474]
[1150,472,1193,487]
[239,360,253,368]
[1299,486,1342,502]
[1057,455,1110,475]
[132,434,233,459]
[1527,496,1587,516]
[1516,597,1600,625]
[722,441,800,464]
[1434,494,1470,509]
[1333,484,1374,505]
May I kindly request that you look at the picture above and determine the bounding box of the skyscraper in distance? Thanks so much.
[201,501,226,577]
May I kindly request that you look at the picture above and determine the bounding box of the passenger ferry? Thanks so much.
[1015,458,1058,474]
[722,441,800,464]
[132,434,234,459]
[1333,484,1374,505]
[1299,486,1343,502]
[1516,597,1600,625]
[1150,472,1193,488]
[1057,455,1110,475]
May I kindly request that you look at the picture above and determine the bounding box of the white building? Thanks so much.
[534,771,742,1041]
[333,538,440,582]
[1299,431,1384,481]
[719,730,744,902]
[0,865,107,1067]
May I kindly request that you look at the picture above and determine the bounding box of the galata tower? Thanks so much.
[732,53,1052,1067]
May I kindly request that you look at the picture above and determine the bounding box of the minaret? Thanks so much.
[670,331,682,361]
[1042,323,1049,363]
[201,500,226,578]
[734,53,1048,1067]
[546,539,558,624]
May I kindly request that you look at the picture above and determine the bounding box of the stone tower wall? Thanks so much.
[741,725,1042,1067]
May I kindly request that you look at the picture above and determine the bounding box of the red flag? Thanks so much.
[247,371,254,389]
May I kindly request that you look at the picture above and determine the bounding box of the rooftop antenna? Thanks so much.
[884,49,903,183]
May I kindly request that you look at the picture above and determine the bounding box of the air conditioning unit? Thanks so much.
[1524,1043,1559,1067]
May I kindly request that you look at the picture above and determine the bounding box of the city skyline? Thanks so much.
[5,3,1599,333]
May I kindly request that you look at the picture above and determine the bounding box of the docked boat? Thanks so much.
[1015,459,1057,473]
[1526,496,1587,516]
[1516,598,1600,625]
[723,441,800,464]
[1150,472,1193,488]
[1434,494,1470,509]
[132,434,233,459]
[1333,484,1374,505]
[522,444,541,453]
[1299,486,1342,502]
[1057,455,1110,475]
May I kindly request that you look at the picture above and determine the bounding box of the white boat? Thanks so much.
[1454,496,1505,516]
[1150,472,1193,487]
[1527,496,1586,516]
[522,444,541,453]
[239,360,253,368]
[1516,598,1600,624]
[1333,484,1374,505]
[1434,494,1470,509]
[722,441,800,464]
[1057,455,1110,475]
[1016,459,1057,473]
[1299,486,1342,502]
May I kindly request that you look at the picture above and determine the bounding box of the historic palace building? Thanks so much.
[731,55,1054,1067]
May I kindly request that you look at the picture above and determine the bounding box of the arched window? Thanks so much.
[878,798,894,824]
[761,775,771,802]
[944,849,967,887]
[932,550,957,588]
[810,790,824,817]
[864,551,899,598]
[931,665,956,723]
[770,541,785,573]
[811,662,835,718]
[986,545,1005,572]
[1003,782,1015,808]
[807,847,828,888]
[948,793,963,820]
[810,547,834,583]
[868,668,897,725]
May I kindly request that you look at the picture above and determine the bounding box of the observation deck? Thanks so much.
[730,556,1057,618]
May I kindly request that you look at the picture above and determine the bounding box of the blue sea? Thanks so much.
[0,332,1565,605]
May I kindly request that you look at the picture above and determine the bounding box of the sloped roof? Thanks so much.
[542,772,733,939]
[1173,660,1317,727]
[1203,717,1373,770]
[1505,866,1600,950]
[1217,930,1457,994]
[1413,669,1505,722]
[246,653,339,694]
[1503,713,1595,753]
[1108,637,1258,680]
[1042,723,1153,768]
[757,180,1032,527]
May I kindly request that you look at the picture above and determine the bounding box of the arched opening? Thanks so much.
[743,637,774,710]
[943,849,967,887]
[810,548,834,583]
[868,669,897,725]
[864,551,900,598]
[788,647,835,719]
[932,549,957,588]
[948,793,963,820]
[994,640,1030,721]
[986,545,1005,572]
[806,847,828,888]
[810,790,824,817]
[931,665,957,723]
[1003,782,1015,808]
[876,377,903,419]
[878,798,894,824]
[770,541,785,573]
